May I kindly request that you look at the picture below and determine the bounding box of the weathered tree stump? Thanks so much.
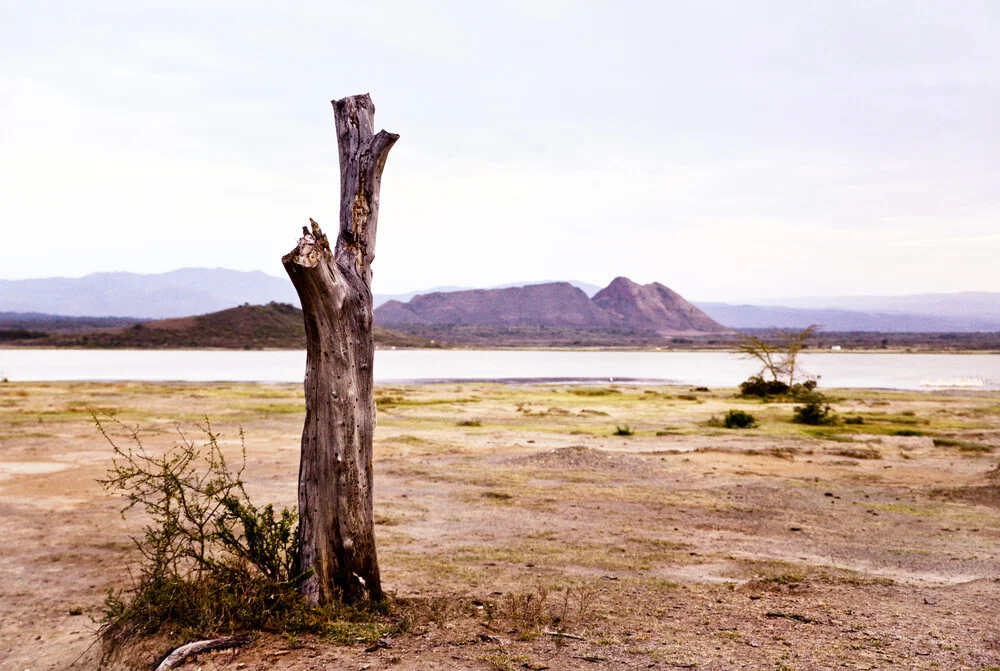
[282,93,398,604]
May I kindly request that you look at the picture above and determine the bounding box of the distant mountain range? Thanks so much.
[0,268,997,332]
[693,303,1000,333]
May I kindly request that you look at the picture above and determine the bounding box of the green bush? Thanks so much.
[613,425,634,436]
[739,376,789,398]
[792,392,837,426]
[844,416,864,425]
[787,379,819,400]
[723,410,758,429]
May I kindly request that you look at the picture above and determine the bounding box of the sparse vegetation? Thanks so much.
[93,413,393,658]
[613,425,634,436]
[4,381,999,669]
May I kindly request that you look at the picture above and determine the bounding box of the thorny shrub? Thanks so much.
[93,413,392,659]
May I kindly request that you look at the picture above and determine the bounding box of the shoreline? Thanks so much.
[2,344,999,355]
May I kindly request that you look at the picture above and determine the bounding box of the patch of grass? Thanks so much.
[613,425,634,436]
[958,443,994,453]
[395,434,431,444]
[831,446,882,460]
[805,430,857,442]
[568,387,621,397]
[249,402,303,414]
[483,490,514,501]
[818,571,894,587]
[457,419,482,427]
[758,571,806,585]
[376,395,481,408]
[482,651,521,671]
[459,535,693,572]
[578,409,610,416]
[892,429,925,437]
[933,437,994,452]
[746,446,799,460]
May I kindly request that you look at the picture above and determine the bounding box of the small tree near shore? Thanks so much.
[737,325,817,387]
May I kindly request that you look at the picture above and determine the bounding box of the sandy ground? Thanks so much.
[1,381,998,670]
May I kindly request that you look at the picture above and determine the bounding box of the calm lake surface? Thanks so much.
[0,349,997,390]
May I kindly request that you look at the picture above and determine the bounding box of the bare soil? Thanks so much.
[1,382,998,670]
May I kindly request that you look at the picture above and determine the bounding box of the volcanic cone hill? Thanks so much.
[376,282,617,327]
[592,277,730,335]
[375,277,729,336]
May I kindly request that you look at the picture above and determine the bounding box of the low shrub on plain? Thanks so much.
[723,410,758,429]
[791,390,837,426]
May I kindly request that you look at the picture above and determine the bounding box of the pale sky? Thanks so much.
[2,1,998,301]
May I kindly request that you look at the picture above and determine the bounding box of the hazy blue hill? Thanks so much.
[693,303,1000,332]
[758,292,1000,321]
[0,269,299,318]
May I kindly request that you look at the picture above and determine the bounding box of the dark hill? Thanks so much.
[0,312,138,333]
[10,303,436,349]
[592,277,729,335]
[377,282,617,327]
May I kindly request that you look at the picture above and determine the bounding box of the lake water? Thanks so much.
[0,349,997,390]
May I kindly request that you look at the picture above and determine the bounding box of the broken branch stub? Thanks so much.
[282,93,397,605]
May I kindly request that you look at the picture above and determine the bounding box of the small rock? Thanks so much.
[365,637,392,652]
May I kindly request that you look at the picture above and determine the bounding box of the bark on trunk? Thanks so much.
[282,93,398,605]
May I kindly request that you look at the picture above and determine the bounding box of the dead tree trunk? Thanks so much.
[282,93,398,605]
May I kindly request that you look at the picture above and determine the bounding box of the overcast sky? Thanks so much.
[2,1,998,301]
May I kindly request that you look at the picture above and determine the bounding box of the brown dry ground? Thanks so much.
[1,381,999,671]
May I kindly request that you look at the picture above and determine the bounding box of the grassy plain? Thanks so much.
[1,381,999,670]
